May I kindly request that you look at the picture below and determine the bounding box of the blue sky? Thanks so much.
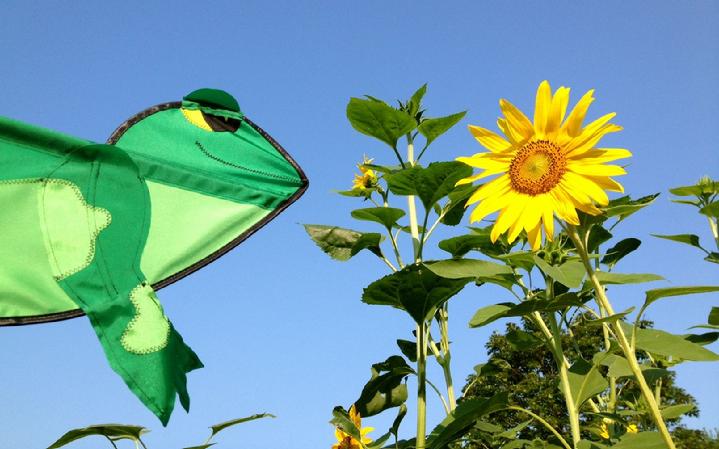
[1,1,718,448]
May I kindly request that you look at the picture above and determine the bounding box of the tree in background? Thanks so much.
[461,315,719,448]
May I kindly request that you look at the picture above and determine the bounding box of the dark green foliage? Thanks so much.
[460,316,702,447]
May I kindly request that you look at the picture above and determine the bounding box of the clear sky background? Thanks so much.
[1,2,718,448]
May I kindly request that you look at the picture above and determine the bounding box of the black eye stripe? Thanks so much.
[201,111,242,132]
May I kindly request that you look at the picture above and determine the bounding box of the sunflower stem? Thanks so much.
[438,305,457,412]
[416,321,428,449]
[566,224,678,449]
[504,406,572,449]
[406,138,422,262]
[543,276,580,447]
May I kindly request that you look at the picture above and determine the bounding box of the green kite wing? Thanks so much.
[0,89,308,424]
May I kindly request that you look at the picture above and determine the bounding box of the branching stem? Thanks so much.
[566,224,677,449]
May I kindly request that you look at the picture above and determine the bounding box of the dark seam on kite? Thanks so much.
[194,140,301,183]
[1,101,309,326]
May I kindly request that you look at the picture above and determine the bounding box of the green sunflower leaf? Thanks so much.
[652,234,706,252]
[362,264,472,324]
[602,193,660,222]
[407,84,427,117]
[351,207,406,229]
[426,393,508,449]
[612,431,665,449]
[47,424,149,449]
[418,111,467,148]
[440,184,476,226]
[700,200,719,218]
[660,403,696,420]
[385,161,473,209]
[347,97,416,149]
[601,238,641,268]
[304,224,383,260]
[593,272,664,285]
[438,234,495,258]
[710,307,719,326]
[355,356,412,417]
[533,257,585,288]
[620,322,719,361]
[330,407,366,448]
[209,413,275,440]
[426,258,513,280]
[469,303,514,328]
[559,359,608,410]
[636,286,719,325]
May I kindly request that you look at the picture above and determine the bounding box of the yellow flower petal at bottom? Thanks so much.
[526,222,543,250]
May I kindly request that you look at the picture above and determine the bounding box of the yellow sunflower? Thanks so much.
[332,405,374,449]
[456,81,631,250]
[352,156,378,191]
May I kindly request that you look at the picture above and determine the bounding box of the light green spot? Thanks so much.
[39,179,111,280]
[121,283,170,355]
[0,179,110,318]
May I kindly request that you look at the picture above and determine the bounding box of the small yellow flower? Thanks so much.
[456,81,631,250]
[599,422,611,440]
[627,423,638,433]
[332,405,374,449]
[352,156,378,191]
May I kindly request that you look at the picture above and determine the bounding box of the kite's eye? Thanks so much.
[201,111,242,132]
[180,108,241,133]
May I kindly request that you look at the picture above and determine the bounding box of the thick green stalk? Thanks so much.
[708,216,719,250]
[416,322,428,449]
[600,310,618,412]
[406,137,427,448]
[438,306,457,411]
[546,313,582,448]
[567,225,677,449]
[406,140,421,261]
[532,279,581,447]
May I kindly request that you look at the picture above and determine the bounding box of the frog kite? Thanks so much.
[0,89,308,425]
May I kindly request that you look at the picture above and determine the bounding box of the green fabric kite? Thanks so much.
[0,89,308,424]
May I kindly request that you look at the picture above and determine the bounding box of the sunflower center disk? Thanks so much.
[509,140,567,195]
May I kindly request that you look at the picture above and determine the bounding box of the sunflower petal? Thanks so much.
[468,125,513,153]
[500,98,534,140]
[497,118,524,145]
[569,148,632,164]
[561,89,595,137]
[565,123,623,157]
[562,172,609,205]
[466,174,510,203]
[550,188,580,225]
[583,175,625,193]
[526,222,543,250]
[491,192,526,240]
[457,153,511,169]
[547,86,570,134]
[542,196,555,241]
[520,196,544,232]
[534,80,552,137]
[469,194,509,223]
[569,164,627,177]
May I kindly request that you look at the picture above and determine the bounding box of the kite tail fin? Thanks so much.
[84,283,204,426]
[47,144,203,425]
